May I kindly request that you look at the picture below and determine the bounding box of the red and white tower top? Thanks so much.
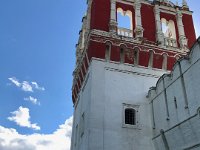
[72,0,196,104]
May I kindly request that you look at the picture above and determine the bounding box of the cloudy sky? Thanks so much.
[0,0,199,150]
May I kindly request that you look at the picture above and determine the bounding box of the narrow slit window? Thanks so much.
[174,97,178,109]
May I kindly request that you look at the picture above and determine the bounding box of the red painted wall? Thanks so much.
[167,57,176,70]
[88,41,106,60]
[90,0,110,31]
[153,54,163,69]
[182,14,196,48]
[139,51,149,67]
[141,4,156,42]
[110,45,120,62]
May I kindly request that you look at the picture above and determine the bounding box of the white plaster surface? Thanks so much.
[71,59,165,150]
[149,40,200,150]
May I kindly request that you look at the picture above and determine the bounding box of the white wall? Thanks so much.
[148,39,200,150]
[71,58,166,150]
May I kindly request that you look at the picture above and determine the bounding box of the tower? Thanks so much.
[70,0,196,150]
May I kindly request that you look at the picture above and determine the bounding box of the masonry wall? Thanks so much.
[72,58,167,150]
[148,39,200,150]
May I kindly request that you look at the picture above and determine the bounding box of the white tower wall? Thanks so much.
[71,58,166,150]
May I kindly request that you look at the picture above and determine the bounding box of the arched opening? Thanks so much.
[117,8,133,37]
[105,42,111,62]
[120,47,125,63]
[162,53,168,70]
[125,108,136,125]
[161,18,177,47]
[134,48,139,66]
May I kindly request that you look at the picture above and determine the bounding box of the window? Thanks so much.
[125,108,136,125]
[161,18,176,39]
[117,8,133,37]
[122,103,139,128]
[161,18,177,47]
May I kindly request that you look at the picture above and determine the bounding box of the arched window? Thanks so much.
[117,8,133,37]
[161,18,177,47]
[134,49,139,65]
[161,18,176,39]
[105,42,111,61]
[125,108,136,125]
[123,104,139,128]
[120,47,125,63]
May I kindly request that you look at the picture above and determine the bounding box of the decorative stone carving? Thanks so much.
[109,0,117,34]
[134,0,143,38]
[179,36,189,51]
[134,27,144,38]
[109,21,118,34]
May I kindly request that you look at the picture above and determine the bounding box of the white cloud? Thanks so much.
[21,81,33,92]
[8,77,21,87]
[31,82,45,91]
[8,106,40,131]
[0,116,73,150]
[24,96,41,106]
[8,77,45,92]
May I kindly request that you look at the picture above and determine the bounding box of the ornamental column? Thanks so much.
[109,0,117,34]
[154,4,164,46]
[176,8,188,50]
[134,0,144,38]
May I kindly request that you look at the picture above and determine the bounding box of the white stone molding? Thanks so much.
[110,0,118,33]
[134,0,144,38]
[176,8,188,50]
[154,4,165,46]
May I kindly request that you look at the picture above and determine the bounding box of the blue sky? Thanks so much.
[0,0,199,150]
[0,0,86,149]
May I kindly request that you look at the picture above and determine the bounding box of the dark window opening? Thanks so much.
[125,108,136,125]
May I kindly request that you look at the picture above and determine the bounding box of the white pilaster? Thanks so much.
[109,0,117,33]
[154,4,164,46]
[176,8,188,50]
[134,0,144,38]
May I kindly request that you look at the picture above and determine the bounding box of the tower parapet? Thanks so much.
[70,1,197,150]
[72,0,196,104]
